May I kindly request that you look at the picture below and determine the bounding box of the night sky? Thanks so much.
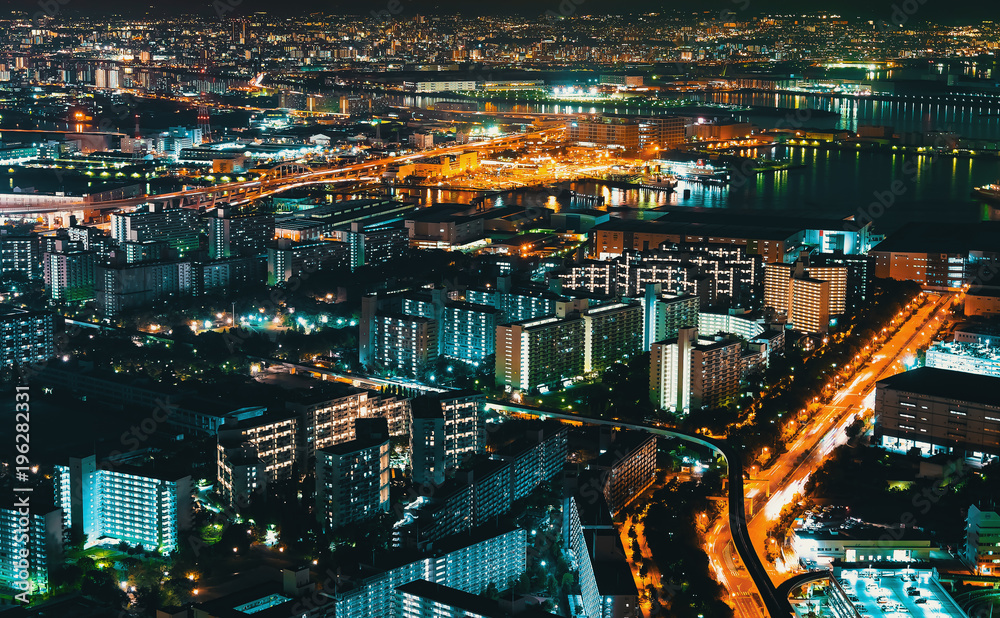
[0,0,986,22]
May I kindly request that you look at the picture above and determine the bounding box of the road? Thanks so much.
[705,292,955,618]
[0,127,565,215]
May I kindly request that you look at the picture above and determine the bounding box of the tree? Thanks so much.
[482,582,500,601]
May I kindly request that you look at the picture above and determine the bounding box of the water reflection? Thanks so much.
[388,145,1000,229]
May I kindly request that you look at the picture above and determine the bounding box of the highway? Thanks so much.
[704,292,955,618]
[486,400,792,618]
[0,127,564,215]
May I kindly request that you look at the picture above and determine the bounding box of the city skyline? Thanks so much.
[1,5,999,618]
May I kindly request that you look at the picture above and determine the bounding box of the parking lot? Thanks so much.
[836,568,967,618]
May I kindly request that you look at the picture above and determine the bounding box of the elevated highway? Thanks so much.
[485,401,794,618]
[0,127,563,221]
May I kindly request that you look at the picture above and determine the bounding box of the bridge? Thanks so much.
[485,401,800,618]
[0,128,564,222]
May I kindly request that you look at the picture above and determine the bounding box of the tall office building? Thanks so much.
[410,391,485,486]
[55,455,192,553]
[111,204,200,255]
[207,206,275,259]
[649,327,695,413]
[316,418,390,531]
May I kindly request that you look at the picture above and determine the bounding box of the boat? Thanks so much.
[972,183,1000,205]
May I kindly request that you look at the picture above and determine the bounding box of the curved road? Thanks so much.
[486,401,792,618]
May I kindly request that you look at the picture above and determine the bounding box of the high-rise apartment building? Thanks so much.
[95,260,193,317]
[285,385,410,459]
[583,302,644,374]
[649,327,696,413]
[266,238,348,285]
[375,313,439,377]
[764,254,844,334]
[316,418,390,531]
[396,579,551,618]
[691,338,744,410]
[441,302,500,365]
[43,244,96,302]
[495,424,568,501]
[597,432,658,515]
[650,328,747,412]
[465,277,564,324]
[0,305,55,366]
[111,204,200,255]
[0,487,62,596]
[642,286,700,351]
[966,504,1000,576]
[398,422,566,551]
[207,206,275,259]
[495,315,585,392]
[0,234,41,280]
[55,455,192,553]
[330,526,526,618]
[216,441,266,511]
[217,410,298,486]
[410,391,485,486]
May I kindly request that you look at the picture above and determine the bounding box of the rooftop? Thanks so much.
[871,221,1000,254]
[876,367,1000,407]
